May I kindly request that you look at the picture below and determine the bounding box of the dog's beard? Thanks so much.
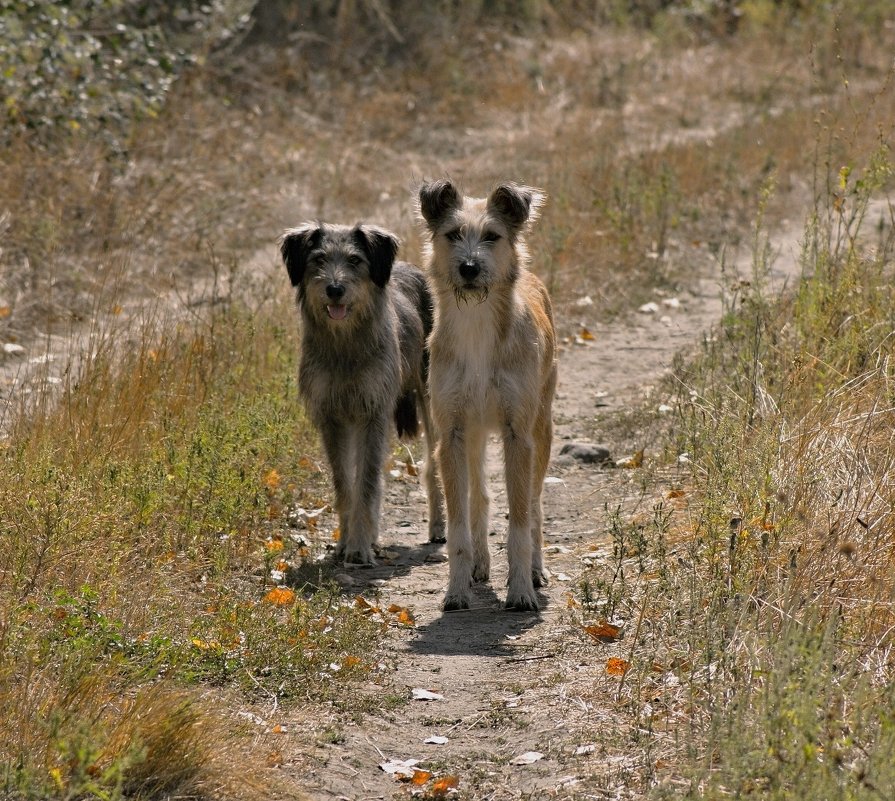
[453,286,489,307]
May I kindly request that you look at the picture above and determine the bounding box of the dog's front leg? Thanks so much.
[503,423,538,611]
[438,423,474,610]
[347,414,389,565]
[319,419,355,563]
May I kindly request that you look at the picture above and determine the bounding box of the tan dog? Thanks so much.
[418,180,557,611]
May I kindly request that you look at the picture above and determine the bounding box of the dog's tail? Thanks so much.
[395,391,420,440]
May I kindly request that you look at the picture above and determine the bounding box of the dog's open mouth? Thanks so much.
[327,304,349,320]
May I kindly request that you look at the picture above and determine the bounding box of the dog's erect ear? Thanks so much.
[418,179,462,229]
[353,224,400,288]
[487,183,546,235]
[280,223,323,287]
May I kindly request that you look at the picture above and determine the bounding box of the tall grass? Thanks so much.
[0,281,387,799]
[576,144,895,796]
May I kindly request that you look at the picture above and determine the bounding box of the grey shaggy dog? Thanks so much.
[280,222,445,565]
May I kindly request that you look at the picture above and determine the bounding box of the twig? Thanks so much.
[616,589,649,702]
[503,653,557,664]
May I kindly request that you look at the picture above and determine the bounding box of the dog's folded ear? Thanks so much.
[280,223,323,287]
[353,225,400,288]
[418,179,462,229]
[487,183,546,236]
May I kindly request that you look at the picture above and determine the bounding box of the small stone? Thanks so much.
[559,442,612,465]
[2,343,25,356]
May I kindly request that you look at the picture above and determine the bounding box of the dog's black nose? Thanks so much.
[459,260,480,281]
[326,283,346,300]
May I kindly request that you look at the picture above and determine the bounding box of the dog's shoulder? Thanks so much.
[388,261,434,332]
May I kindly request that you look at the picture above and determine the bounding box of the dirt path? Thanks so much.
[275,218,806,800]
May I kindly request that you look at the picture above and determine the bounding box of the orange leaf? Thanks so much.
[0,306,11,318]
[264,587,296,606]
[583,622,622,642]
[331,528,341,541]
[666,488,686,499]
[579,326,595,341]
[616,449,644,469]
[606,657,631,676]
[432,775,460,792]
[411,769,432,785]
[265,539,284,552]
[354,595,380,614]
[264,469,281,489]
[342,655,362,669]
[397,608,415,626]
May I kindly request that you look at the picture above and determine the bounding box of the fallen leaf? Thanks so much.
[266,749,283,767]
[615,449,644,469]
[270,723,287,734]
[579,326,595,341]
[432,775,460,792]
[410,769,432,785]
[0,306,11,318]
[264,539,284,552]
[425,735,449,745]
[511,751,544,765]
[575,744,597,755]
[606,657,631,676]
[412,688,444,701]
[666,488,686,499]
[583,622,622,642]
[264,587,296,606]
[264,469,281,489]
[331,528,340,541]
[354,595,380,614]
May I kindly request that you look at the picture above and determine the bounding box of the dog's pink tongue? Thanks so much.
[327,304,348,321]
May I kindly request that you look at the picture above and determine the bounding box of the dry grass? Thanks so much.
[2,4,895,798]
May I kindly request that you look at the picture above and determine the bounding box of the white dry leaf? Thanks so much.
[638,301,659,314]
[543,476,565,486]
[575,744,597,756]
[511,751,544,765]
[555,573,572,582]
[379,758,420,778]
[412,688,444,701]
[424,735,449,745]
[661,297,681,309]
[575,295,594,307]
[2,343,25,356]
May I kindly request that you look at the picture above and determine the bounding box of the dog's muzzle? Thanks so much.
[325,283,348,320]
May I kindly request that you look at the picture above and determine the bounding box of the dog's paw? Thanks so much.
[343,548,376,567]
[443,592,471,611]
[472,562,490,584]
[505,583,539,612]
[532,567,550,588]
[427,519,447,544]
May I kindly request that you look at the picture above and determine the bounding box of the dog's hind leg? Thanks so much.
[503,421,538,612]
[466,423,491,584]
[530,398,553,588]
[319,419,356,563]
[418,395,446,543]
[437,423,474,610]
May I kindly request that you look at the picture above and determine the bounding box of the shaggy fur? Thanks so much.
[280,222,445,564]
[418,180,557,611]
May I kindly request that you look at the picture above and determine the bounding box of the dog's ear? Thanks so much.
[353,224,399,288]
[487,183,546,235]
[418,179,462,229]
[280,223,323,287]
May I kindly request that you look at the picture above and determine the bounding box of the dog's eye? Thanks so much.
[481,231,501,244]
[347,255,363,267]
[445,228,463,243]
